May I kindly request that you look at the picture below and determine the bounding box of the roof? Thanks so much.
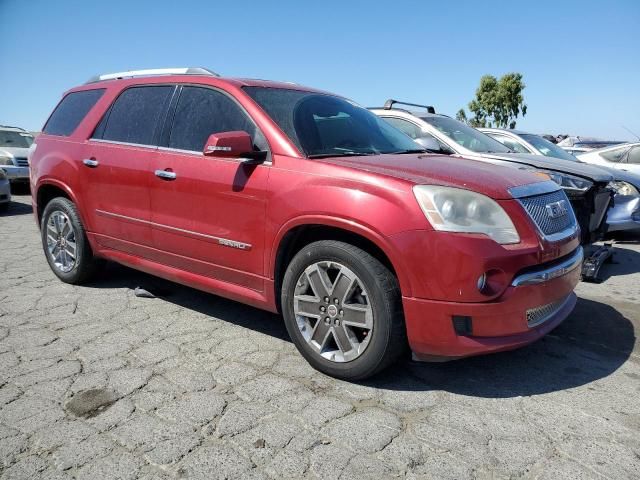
[80,67,326,94]
[0,125,29,133]
[479,127,530,135]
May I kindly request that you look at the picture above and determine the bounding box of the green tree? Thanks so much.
[455,108,468,124]
[459,73,527,129]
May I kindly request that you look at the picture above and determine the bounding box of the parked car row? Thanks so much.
[479,128,640,233]
[18,67,640,378]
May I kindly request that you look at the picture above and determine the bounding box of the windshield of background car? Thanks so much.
[243,87,422,157]
[419,116,511,154]
[0,130,32,148]
[520,133,578,161]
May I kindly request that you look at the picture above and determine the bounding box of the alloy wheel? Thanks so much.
[46,211,77,273]
[293,261,374,362]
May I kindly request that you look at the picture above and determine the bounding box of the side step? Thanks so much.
[581,243,613,283]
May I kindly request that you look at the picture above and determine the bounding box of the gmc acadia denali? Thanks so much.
[30,68,583,379]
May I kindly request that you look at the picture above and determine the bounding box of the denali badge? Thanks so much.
[218,238,251,250]
[546,200,568,219]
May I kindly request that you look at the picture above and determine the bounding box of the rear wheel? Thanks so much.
[281,240,406,380]
[41,197,101,284]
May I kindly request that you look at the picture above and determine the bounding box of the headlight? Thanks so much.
[0,155,14,166]
[608,181,639,196]
[540,170,592,192]
[0,169,6,180]
[413,185,520,244]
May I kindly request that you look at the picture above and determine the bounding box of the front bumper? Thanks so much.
[606,194,640,232]
[0,178,11,204]
[404,247,582,359]
[0,165,30,182]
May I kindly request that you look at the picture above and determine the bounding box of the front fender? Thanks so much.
[269,214,414,297]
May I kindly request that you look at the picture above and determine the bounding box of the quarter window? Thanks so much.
[168,87,260,152]
[95,86,174,146]
[44,89,105,136]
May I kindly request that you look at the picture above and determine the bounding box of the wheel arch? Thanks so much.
[271,217,411,312]
[35,180,81,226]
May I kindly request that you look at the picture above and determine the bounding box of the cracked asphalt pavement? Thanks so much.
[1,195,639,479]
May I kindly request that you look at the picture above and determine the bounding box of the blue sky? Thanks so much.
[1,0,638,139]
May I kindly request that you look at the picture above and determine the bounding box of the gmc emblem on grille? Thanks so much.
[545,200,568,219]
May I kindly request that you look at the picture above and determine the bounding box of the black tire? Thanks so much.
[41,197,101,284]
[281,240,406,380]
[0,202,8,213]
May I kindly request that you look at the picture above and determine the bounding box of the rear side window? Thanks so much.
[95,86,174,146]
[43,89,105,136]
[168,86,258,152]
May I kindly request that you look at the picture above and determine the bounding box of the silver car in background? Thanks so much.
[0,125,33,186]
[0,169,11,212]
[480,128,640,233]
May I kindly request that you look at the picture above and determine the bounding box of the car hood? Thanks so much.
[0,146,29,158]
[317,153,551,200]
[590,163,640,188]
[467,152,613,183]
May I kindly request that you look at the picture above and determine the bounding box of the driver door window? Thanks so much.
[489,134,531,154]
[168,86,266,152]
[626,146,640,165]
[601,146,630,163]
[382,117,423,139]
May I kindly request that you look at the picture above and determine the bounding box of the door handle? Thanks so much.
[155,169,177,180]
[83,159,99,168]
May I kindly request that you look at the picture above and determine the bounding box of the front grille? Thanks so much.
[14,157,28,167]
[526,295,571,328]
[518,190,576,238]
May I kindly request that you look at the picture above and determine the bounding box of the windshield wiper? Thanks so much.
[308,152,378,159]
[388,149,428,154]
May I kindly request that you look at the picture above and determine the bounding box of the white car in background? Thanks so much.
[576,143,640,175]
[0,125,33,186]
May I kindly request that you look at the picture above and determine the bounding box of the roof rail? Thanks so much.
[86,67,220,84]
[383,99,436,114]
[0,125,28,131]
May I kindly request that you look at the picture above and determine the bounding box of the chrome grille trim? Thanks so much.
[526,295,572,328]
[511,246,583,287]
[14,157,28,167]
[517,189,578,240]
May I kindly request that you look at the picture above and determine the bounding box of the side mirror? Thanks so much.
[204,131,254,158]
[414,136,443,153]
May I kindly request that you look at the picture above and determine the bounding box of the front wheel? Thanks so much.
[281,240,406,380]
[41,197,101,284]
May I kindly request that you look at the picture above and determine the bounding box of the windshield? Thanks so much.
[0,130,33,148]
[419,116,511,154]
[243,87,422,157]
[520,134,578,161]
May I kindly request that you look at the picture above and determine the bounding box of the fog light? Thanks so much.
[477,273,487,292]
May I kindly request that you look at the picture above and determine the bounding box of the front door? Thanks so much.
[148,85,270,290]
[80,85,175,255]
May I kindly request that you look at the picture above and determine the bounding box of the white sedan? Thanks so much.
[576,143,640,175]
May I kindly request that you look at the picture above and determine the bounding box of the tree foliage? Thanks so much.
[458,73,527,129]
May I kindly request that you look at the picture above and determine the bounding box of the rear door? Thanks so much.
[148,85,270,290]
[80,85,175,254]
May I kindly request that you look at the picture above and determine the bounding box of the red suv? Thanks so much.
[30,68,583,379]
